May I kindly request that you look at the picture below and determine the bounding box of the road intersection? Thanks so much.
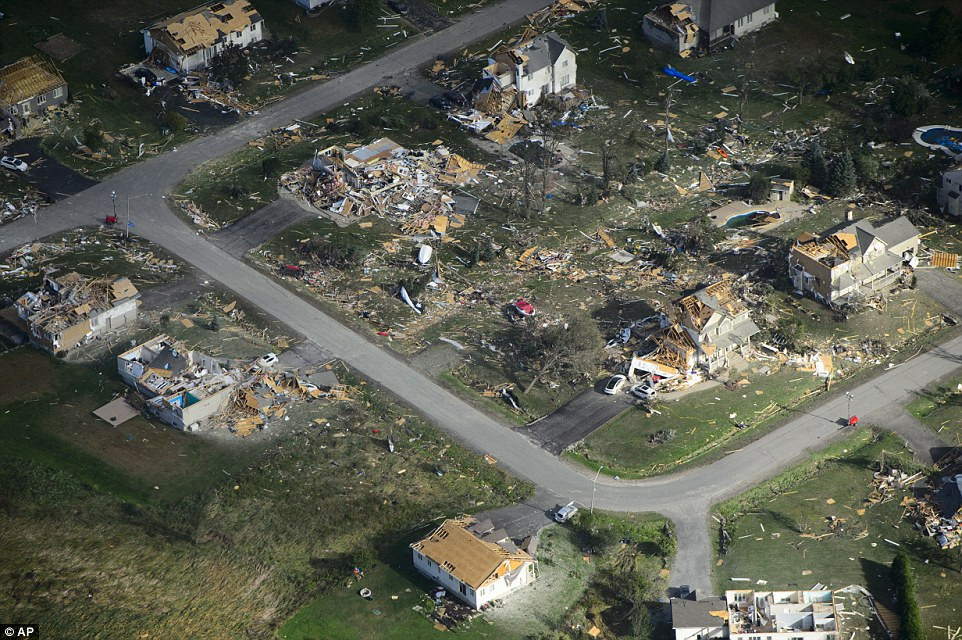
[2,0,960,598]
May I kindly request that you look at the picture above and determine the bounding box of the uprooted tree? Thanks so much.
[519,311,603,394]
[208,44,248,90]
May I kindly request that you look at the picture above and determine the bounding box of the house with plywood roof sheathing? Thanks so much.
[0,55,68,138]
[411,517,536,609]
[143,0,264,73]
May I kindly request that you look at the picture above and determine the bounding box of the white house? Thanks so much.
[480,32,577,109]
[410,517,536,609]
[117,335,237,430]
[671,279,759,374]
[727,590,840,640]
[292,0,334,9]
[671,597,727,640]
[643,0,777,55]
[143,0,264,73]
[937,166,962,217]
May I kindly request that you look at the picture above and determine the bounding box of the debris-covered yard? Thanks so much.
[714,429,962,633]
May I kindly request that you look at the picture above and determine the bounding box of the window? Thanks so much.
[53,87,64,99]
[560,74,570,86]
[562,59,569,68]
[20,102,30,115]
[747,12,753,23]
[250,23,256,32]
[737,17,744,27]
[764,5,771,14]
[459,583,467,596]
[37,94,47,105]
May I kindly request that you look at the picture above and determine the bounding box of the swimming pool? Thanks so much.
[725,210,773,228]
[914,125,962,156]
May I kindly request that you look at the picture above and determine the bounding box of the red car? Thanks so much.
[512,298,536,317]
[104,215,118,225]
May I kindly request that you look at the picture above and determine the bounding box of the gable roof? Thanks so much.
[874,216,920,248]
[411,517,533,590]
[687,0,774,33]
[676,279,747,330]
[522,31,573,73]
[147,0,262,56]
[671,596,728,628]
[0,55,66,107]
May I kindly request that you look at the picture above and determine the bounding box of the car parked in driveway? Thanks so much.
[604,374,627,395]
[133,67,159,85]
[388,0,409,15]
[0,156,28,172]
[554,502,578,523]
[629,384,656,401]
[443,90,467,107]
[429,95,453,111]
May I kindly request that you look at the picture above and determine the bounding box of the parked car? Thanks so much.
[387,0,409,15]
[0,156,28,172]
[678,584,692,599]
[604,374,627,395]
[257,353,279,369]
[554,502,578,523]
[429,94,453,111]
[629,384,656,401]
[442,90,467,107]
[133,67,158,85]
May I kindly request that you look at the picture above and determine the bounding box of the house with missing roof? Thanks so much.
[478,31,577,109]
[789,216,920,305]
[118,334,238,430]
[642,0,777,56]
[410,517,536,609]
[143,0,264,73]
[11,272,139,356]
[0,55,68,138]
[937,167,962,217]
[668,279,760,374]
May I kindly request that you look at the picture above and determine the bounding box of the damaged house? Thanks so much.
[143,0,264,73]
[789,216,920,305]
[642,0,777,56]
[11,272,139,356]
[726,590,840,640]
[477,31,577,110]
[411,517,536,609]
[670,279,760,374]
[0,55,68,138]
[937,166,961,217]
[118,334,237,430]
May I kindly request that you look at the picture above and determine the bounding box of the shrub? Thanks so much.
[891,553,925,640]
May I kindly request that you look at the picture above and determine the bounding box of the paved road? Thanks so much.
[3,0,962,599]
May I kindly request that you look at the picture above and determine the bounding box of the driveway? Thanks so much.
[525,384,633,454]
[211,197,316,257]
[917,267,962,317]
[3,137,98,201]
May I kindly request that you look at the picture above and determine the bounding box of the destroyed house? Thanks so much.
[118,335,237,430]
[480,31,576,109]
[789,216,920,305]
[726,590,840,640]
[411,517,536,609]
[143,0,264,73]
[643,0,777,55]
[671,596,727,640]
[13,272,139,356]
[671,279,759,374]
[937,167,962,217]
[294,137,482,222]
[934,474,962,520]
[0,56,68,138]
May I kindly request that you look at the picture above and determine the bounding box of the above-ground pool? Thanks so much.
[914,125,962,156]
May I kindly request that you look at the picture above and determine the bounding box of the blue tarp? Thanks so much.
[662,66,696,83]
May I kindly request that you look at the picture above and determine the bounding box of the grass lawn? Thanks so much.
[278,540,519,640]
[714,430,962,631]
[906,371,962,449]
[579,367,824,478]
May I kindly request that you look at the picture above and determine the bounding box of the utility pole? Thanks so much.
[111,190,117,218]
[845,392,854,422]
[125,196,132,241]
[590,465,604,514]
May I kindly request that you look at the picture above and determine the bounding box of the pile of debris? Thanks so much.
[226,368,350,437]
[866,468,923,505]
[175,198,221,230]
[904,469,962,550]
[279,137,483,229]
[1,189,45,225]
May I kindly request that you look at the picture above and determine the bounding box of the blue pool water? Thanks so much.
[920,127,962,154]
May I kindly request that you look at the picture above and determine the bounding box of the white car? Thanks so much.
[603,374,627,395]
[630,384,657,401]
[0,156,28,172]
[257,352,279,369]
[554,502,578,523]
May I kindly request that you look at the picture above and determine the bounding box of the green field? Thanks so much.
[906,371,962,448]
[714,430,962,631]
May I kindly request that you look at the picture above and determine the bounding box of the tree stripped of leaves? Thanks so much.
[520,312,603,394]
[207,44,248,89]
